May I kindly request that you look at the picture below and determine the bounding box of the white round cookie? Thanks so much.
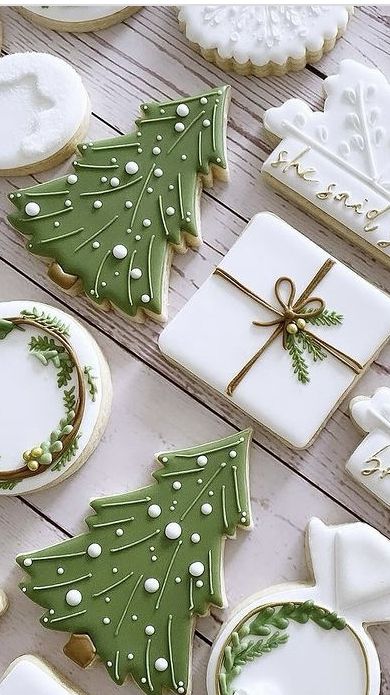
[19,6,141,32]
[0,52,90,176]
[178,5,353,76]
[0,300,112,495]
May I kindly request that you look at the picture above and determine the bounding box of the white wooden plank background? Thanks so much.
[0,4,390,694]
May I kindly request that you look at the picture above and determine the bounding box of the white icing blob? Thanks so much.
[130,268,142,280]
[145,625,155,635]
[24,202,40,217]
[189,561,204,577]
[175,122,185,132]
[201,503,213,515]
[153,146,161,155]
[229,450,237,458]
[65,589,82,606]
[142,219,151,227]
[203,119,211,127]
[112,244,128,260]
[92,241,100,249]
[23,558,32,567]
[154,657,169,672]
[125,161,139,174]
[197,455,208,467]
[93,200,102,209]
[103,617,111,624]
[166,206,175,216]
[176,103,190,117]
[141,294,151,303]
[67,174,78,184]
[116,528,124,537]
[148,504,162,518]
[154,168,163,177]
[110,176,120,187]
[87,543,102,558]
[191,533,201,543]
[144,577,160,593]
[165,522,182,540]
[172,481,182,490]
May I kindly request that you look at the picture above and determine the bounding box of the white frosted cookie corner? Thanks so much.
[262,59,390,264]
[0,52,89,171]
[207,518,390,695]
[0,656,82,695]
[159,212,390,449]
[178,5,352,66]
[346,387,390,507]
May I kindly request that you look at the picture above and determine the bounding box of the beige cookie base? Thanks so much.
[0,589,8,618]
[0,105,91,178]
[1,655,87,694]
[18,6,141,33]
[179,18,351,77]
[262,170,390,267]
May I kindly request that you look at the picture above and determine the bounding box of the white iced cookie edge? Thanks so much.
[21,5,131,23]
[0,655,84,695]
[178,5,352,66]
[0,52,89,171]
[207,518,390,695]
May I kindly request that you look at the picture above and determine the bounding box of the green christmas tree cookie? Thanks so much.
[8,86,230,322]
[17,428,252,694]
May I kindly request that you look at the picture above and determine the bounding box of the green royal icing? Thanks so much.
[17,428,252,694]
[8,87,230,320]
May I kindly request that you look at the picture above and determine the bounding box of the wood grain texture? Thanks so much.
[0,5,389,694]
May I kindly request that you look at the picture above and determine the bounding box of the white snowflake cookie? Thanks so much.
[0,52,90,176]
[0,656,86,695]
[159,212,390,449]
[347,387,390,507]
[0,300,112,495]
[178,5,353,76]
[207,518,390,695]
[19,6,141,32]
[262,59,390,265]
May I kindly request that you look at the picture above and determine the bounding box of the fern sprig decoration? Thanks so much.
[305,309,343,327]
[83,366,98,402]
[28,335,74,387]
[286,334,309,384]
[295,331,327,363]
[21,308,70,336]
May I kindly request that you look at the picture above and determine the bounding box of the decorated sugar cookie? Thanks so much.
[17,429,252,694]
[178,5,352,76]
[0,589,8,618]
[207,518,390,695]
[19,6,141,32]
[8,86,230,323]
[262,60,390,265]
[0,53,90,176]
[159,212,390,449]
[0,300,111,494]
[0,655,86,695]
[346,387,390,507]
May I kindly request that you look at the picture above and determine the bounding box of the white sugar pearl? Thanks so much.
[145,625,155,635]
[66,589,82,606]
[130,268,142,280]
[148,504,161,518]
[107,661,113,667]
[155,658,168,672]
[87,543,102,558]
[141,294,150,303]
[144,578,159,593]
[54,221,60,227]
[181,155,187,160]
[143,219,151,227]
[125,201,133,208]
[135,235,141,241]
[197,455,208,467]
[166,207,175,216]
[103,617,111,625]
[125,161,139,175]
[172,481,181,490]
[110,177,120,187]
[93,200,102,209]
[189,562,204,577]
[23,558,32,567]
[175,577,181,583]
[153,147,161,155]
[175,122,185,132]
[196,580,203,588]
[165,522,182,540]
[92,241,100,249]
[64,199,72,207]
[229,450,237,458]
[154,168,163,177]
[201,503,212,515]
[178,689,185,694]
[116,529,124,537]
[176,104,189,117]
[67,174,78,184]
[57,567,64,575]
[200,97,208,105]
[191,533,200,544]
[101,176,108,183]
[25,202,40,217]
[203,119,211,127]
[128,654,134,660]
[112,244,128,260]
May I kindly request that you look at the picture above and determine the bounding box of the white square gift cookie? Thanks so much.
[0,656,84,695]
[262,60,390,265]
[159,213,390,449]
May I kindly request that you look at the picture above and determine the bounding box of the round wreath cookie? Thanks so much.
[207,518,390,695]
[18,6,142,33]
[178,5,353,76]
[0,300,112,495]
[0,53,90,176]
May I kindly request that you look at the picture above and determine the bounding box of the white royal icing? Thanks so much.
[0,53,89,170]
[21,5,130,23]
[207,518,390,695]
[346,387,390,508]
[0,300,109,495]
[262,60,390,263]
[0,656,81,695]
[159,212,390,449]
[178,5,352,67]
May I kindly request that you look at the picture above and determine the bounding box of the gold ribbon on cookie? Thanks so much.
[214,258,364,395]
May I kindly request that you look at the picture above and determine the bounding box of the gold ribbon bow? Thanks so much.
[214,258,364,396]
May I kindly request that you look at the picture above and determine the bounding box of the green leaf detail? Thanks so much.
[305,309,343,327]
[295,331,327,363]
[286,334,309,384]
[63,386,77,415]
[0,480,18,491]
[0,319,17,340]
[28,335,74,387]
[84,365,98,402]
[51,434,81,472]
[8,87,230,321]
[21,308,70,336]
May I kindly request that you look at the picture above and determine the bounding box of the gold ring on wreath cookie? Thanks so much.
[18,6,142,32]
[0,52,90,177]
[0,300,112,495]
[178,5,354,77]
